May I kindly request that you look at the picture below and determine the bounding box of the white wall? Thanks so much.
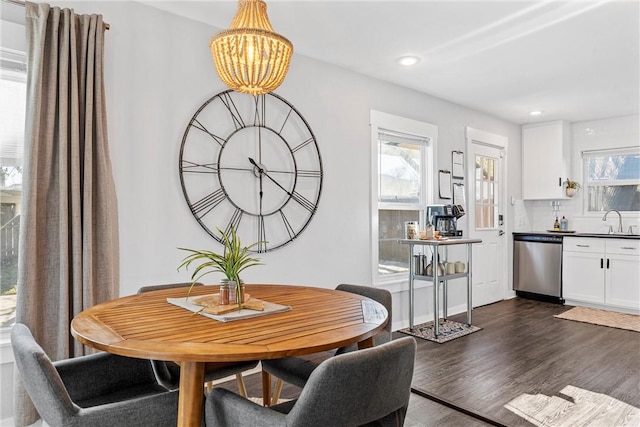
[52,1,521,326]
[0,0,525,321]
[519,115,640,233]
[1,2,522,421]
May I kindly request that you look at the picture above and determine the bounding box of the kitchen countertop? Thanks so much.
[513,231,640,240]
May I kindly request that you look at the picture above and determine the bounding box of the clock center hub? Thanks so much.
[252,161,267,178]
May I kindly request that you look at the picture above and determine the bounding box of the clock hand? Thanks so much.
[248,157,262,172]
[248,157,293,197]
[248,157,265,214]
[264,170,292,196]
[258,166,263,215]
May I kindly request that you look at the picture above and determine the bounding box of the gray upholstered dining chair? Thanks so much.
[261,283,393,405]
[11,323,180,427]
[137,282,258,395]
[205,336,416,427]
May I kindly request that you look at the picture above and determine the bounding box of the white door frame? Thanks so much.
[465,127,509,303]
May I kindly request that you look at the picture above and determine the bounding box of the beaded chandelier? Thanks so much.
[210,0,293,95]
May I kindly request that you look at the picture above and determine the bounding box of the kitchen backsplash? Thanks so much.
[519,198,640,233]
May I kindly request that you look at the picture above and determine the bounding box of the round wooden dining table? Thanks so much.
[71,284,388,427]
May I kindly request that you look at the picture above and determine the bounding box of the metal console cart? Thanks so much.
[399,238,482,337]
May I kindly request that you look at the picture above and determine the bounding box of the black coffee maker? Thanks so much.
[426,204,465,237]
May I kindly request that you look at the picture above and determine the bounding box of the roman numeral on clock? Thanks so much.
[291,191,316,212]
[190,119,226,147]
[279,210,295,240]
[191,189,226,217]
[257,216,267,252]
[254,94,266,127]
[180,160,219,174]
[225,209,243,235]
[219,92,245,130]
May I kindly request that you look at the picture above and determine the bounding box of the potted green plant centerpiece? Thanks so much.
[178,226,263,308]
[563,179,581,197]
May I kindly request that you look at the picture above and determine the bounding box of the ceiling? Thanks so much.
[140,0,639,125]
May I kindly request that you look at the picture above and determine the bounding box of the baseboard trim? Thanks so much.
[410,386,508,427]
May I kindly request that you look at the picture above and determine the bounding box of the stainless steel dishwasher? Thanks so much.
[513,234,564,303]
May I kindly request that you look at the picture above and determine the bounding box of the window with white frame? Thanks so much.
[0,48,26,329]
[371,111,436,283]
[583,147,640,213]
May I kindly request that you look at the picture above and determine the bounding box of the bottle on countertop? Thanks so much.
[560,216,568,231]
[553,216,560,231]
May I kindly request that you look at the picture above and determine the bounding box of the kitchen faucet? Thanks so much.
[602,209,623,233]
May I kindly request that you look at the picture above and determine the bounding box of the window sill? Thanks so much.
[376,277,434,294]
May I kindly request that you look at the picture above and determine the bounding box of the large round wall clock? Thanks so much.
[179,90,323,252]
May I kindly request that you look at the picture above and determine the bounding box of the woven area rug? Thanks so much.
[505,385,640,427]
[555,307,640,332]
[399,319,481,343]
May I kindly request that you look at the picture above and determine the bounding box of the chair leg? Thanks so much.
[272,378,283,405]
[261,370,272,407]
[235,373,248,398]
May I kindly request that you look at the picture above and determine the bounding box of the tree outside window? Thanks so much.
[584,149,640,213]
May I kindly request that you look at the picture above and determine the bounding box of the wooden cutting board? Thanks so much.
[191,293,265,315]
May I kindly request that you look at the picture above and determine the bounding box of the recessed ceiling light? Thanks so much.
[529,110,543,116]
[397,56,419,66]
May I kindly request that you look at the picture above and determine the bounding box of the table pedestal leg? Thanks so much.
[178,361,205,427]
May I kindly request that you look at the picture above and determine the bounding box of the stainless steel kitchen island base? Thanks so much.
[400,238,482,337]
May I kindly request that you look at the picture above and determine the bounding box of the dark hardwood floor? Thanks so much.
[407,298,640,426]
[216,298,640,427]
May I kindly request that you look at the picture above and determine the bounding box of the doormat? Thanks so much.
[555,307,640,333]
[399,319,481,343]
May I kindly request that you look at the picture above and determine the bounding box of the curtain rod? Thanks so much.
[2,0,110,30]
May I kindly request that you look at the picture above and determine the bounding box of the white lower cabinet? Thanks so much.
[563,250,605,304]
[563,237,640,311]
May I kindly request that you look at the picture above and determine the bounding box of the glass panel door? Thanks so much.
[474,154,498,230]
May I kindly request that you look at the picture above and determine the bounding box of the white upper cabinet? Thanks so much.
[522,121,571,200]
